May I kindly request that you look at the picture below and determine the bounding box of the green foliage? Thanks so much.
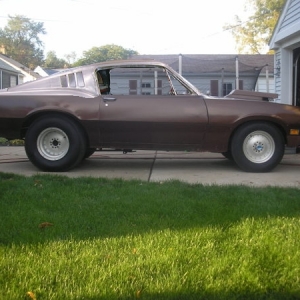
[73,44,138,66]
[224,0,285,54]
[1,173,300,299]
[43,51,68,69]
[0,137,24,145]
[0,137,8,144]
[64,51,77,66]
[0,15,46,68]
[8,139,24,146]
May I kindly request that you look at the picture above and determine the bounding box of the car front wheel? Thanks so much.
[231,122,285,172]
[25,115,86,171]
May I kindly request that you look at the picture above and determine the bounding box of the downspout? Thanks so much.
[139,70,142,95]
[221,68,224,96]
[294,54,300,106]
[253,67,262,91]
[0,70,2,89]
[235,56,239,89]
[265,64,269,93]
[154,70,158,95]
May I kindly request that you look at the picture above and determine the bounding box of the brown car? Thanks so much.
[1,60,300,172]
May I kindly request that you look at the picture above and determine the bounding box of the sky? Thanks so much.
[0,0,250,59]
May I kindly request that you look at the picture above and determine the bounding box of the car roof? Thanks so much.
[59,59,170,74]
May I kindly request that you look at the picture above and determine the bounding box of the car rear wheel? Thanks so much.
[25,115,86,171]
[231,122,285,172]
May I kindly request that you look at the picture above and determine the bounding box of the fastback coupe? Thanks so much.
[1,60,300,172]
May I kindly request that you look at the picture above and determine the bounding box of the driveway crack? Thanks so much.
[148,151,157,182]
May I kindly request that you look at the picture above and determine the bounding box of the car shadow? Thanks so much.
[1,172,300,246]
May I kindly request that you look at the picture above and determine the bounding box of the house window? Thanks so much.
[2,72,10,88]
[18,76,24,85]
[142,82,151,88]
[141,82,152,94]
[10,75,17,87]
[223,83,232,96]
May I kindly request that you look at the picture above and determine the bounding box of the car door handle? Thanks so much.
[103,97,117,102]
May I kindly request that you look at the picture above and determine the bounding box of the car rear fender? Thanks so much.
[21,111,90,147]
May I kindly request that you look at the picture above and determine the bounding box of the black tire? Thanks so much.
[221,150,233,160]
[231,122,285,172]
[25,115,86,172]
[84,148,96,159]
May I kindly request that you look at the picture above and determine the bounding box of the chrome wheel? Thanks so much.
[37,127,69,161]
[231,123,284,172]
[242,130,275,164]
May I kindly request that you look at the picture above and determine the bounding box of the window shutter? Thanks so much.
[239,80,243,90]
[157,80,162,95]
[129,80,137,95]
[210,80,219,96]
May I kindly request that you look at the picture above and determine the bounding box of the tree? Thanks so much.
[64,51,77,66]
[224,0,285,54]
[74,44,138,66]
[43,51,68,68]
[0,15,46,68]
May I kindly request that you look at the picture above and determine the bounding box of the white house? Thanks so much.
[0,53,40,85]
[34,66,62,77]
[269,0,300,105]
[134,54,274,96]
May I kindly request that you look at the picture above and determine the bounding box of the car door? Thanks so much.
[97,67,208,150]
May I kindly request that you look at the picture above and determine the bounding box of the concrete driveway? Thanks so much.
[1,146,300,187]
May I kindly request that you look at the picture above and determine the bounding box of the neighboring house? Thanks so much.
[0,53,40,87]
[269,0,300,105]
[34,66,61,77]
[0,58,21,89]
[132,54,274,96]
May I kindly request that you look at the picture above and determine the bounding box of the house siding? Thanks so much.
[0,59,21,89]
[279,0,300,33]
[269,0,300,105]
[274,50,282,101]
[0,54,39,83]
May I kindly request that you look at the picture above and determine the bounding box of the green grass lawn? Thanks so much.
[1,172,300,300]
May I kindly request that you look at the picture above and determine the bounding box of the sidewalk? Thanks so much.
[1,146,300,187]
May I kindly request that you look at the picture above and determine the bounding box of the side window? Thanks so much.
[108,67,191,96]
[76,72,85,87]
[96,70,110,94]
[60,75,68,87]
[60,72,85,88]
[68,73,76,87]
[223,83,233,96]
